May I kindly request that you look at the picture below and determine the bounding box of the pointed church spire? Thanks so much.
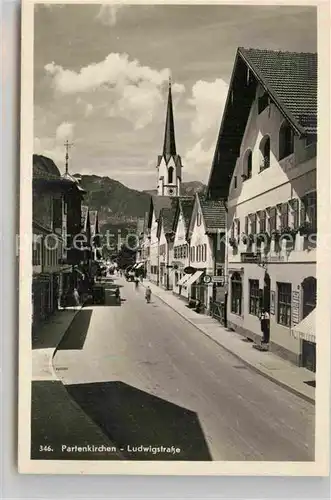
[163,76,176,159]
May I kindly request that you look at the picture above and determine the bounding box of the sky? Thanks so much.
[34,4,317,191]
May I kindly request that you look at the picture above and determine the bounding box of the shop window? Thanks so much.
[277,282,292,327]
[279,122,294,160]
[231,272,242,315]
[249,280,260,316]
[259,136,270,171]
[305,191,317,232]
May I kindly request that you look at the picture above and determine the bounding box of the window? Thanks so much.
[302,277,317,318]
[277,282,292,327]
[231,272,242,315]
[234,176,237,189]
[291,199,299,230]
[279,122,294,160]
[231,222,235,239]
[243,150,252,179]
[258,93,269,114]
[202,244,207,262]
[259,210,266,232]
[236,218,241,237]
[250,213,257,234]
[260,136,270,171]
[268,207,276,232]
[32,236,42,266]
[191,246,195,262]
[305,191,317,231]
[280,203,289,230]
[249,280,260,316]
[52,198,62,231]
[245,216,249,235]
[168,167,174,184]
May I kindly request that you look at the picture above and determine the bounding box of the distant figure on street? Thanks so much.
[115,286,120,304]
[135,277,139,289]
[73,288,80,311]
[145,286,151,303]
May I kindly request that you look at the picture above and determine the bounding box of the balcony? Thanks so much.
[259,157,270,172]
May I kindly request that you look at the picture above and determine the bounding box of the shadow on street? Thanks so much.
[31,380,121,460]
[56,309,92,350]
[65,380,212,461]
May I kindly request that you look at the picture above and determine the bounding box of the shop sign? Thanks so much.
[291,290,301,326]
[240,252,261,263]
[203,275,212,284]
[212,276,224,285]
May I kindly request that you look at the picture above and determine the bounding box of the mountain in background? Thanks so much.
[75,174,206,234]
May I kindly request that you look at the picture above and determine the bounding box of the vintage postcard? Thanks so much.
[19,0,330,475]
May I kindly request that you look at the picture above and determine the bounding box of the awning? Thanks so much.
[291,309,316,343]
[177,274,190,286]
[183,270,204,289]
[131,264,138,270]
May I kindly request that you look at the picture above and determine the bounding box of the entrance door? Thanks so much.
[302,277,316,372]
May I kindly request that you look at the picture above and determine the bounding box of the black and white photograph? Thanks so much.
[18,0,330,475]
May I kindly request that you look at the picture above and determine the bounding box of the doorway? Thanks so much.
[301,277,316,372]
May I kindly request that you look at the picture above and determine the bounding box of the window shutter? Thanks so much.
[237,219,240,237]
[245,216,248,235]
[300,196,306,225]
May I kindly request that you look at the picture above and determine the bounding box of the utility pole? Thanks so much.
[64,139,73,175]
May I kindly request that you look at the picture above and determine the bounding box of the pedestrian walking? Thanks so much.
[73,287,80,311]
[145,286,151,303]
[135,277,139,289]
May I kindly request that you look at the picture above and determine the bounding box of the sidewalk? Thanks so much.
[142,280,315,405]
[32,306,84,381]
[31,304,124,460]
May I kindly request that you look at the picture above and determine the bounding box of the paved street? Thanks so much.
[53,276,315,462]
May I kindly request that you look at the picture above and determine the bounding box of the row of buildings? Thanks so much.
[136,48,317,372]
[32,154,101,331]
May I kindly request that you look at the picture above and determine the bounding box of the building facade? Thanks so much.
[207,48,317,370]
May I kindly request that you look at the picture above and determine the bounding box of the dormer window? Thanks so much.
[259,136,270,171]
[242,149,252,180]
[258,93,269,114]
[279,122,294,160]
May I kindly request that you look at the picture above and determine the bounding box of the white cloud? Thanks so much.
[95,4,126,26]
[188,78,228,137]
[34,136,65,166]
[183,140,215,183]
[45,54,185,129]
[55,122,75,141]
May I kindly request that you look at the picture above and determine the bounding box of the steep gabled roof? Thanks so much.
[207,47,317,199]
[239,48,317,135]
[180,197,195,229]
[148,195,175,228]
[157,206,177,239]
[200,198,226,233]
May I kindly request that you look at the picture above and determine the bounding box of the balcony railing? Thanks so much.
[259,157,270,171]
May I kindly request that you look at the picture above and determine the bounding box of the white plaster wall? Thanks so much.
[149,211,159,281]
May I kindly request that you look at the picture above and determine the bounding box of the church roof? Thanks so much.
[163,80,177,160]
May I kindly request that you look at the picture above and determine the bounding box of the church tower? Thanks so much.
[156,79,182,197]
